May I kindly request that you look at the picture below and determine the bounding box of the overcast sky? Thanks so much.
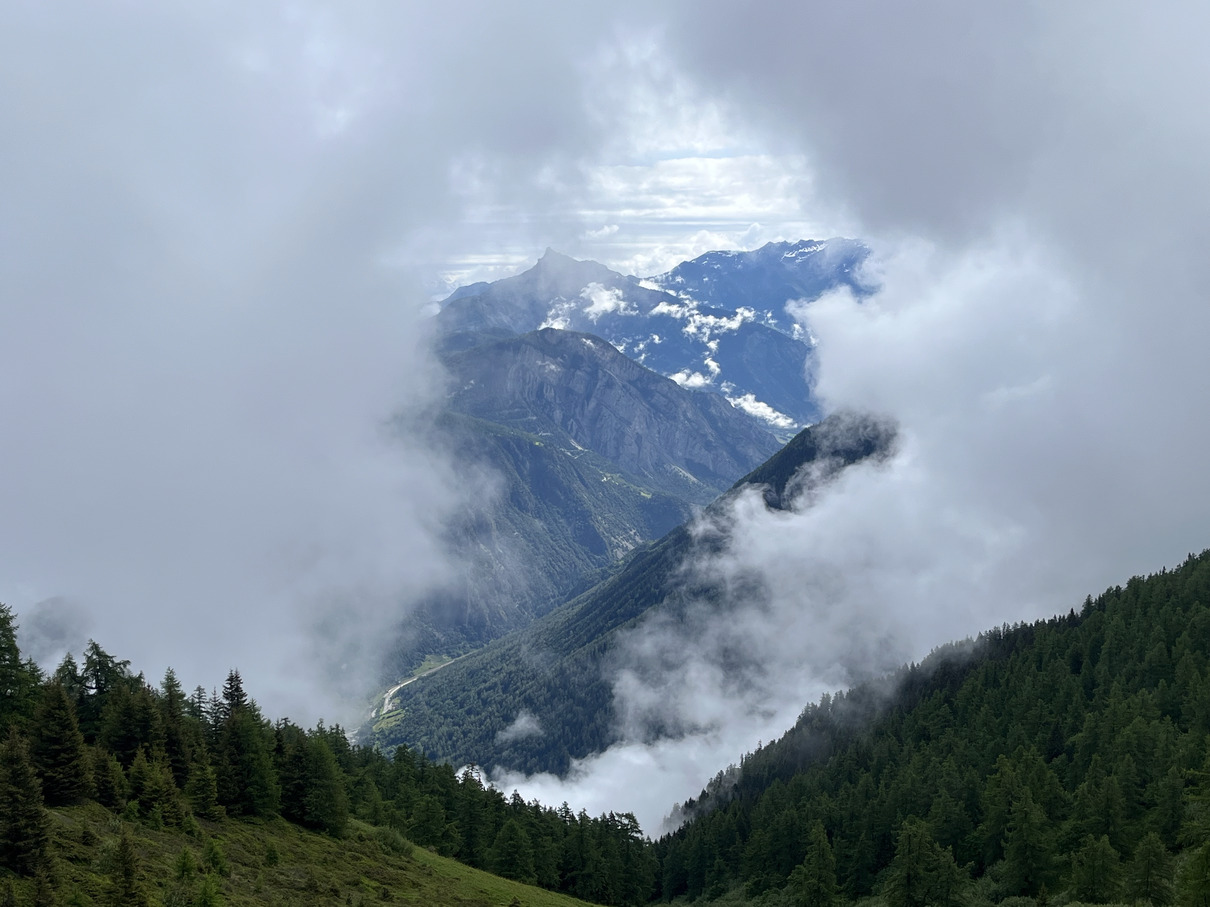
[3,1,1210,830]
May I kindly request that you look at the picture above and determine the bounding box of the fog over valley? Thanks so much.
[3,1,1210,840]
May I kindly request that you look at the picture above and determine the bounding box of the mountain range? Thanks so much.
[437,238,870,432]
[390,239,865,675]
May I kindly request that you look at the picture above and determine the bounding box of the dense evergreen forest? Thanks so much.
[0,604,652,905]
[659,550,1210,905]
[10,548,1210,905]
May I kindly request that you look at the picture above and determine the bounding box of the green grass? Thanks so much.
[16,804,597,907]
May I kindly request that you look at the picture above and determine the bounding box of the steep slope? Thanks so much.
[657,549,1210,903]
[648,238,869,314]
[24,804,601,907]
[436,240,869,431]
[392,330,781,674]
[444,329,780,499]
[373,413,895,773]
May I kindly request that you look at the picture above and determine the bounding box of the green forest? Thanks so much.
[9,548,1210,905]
[657,549,1210,905]
[0,604,651,905]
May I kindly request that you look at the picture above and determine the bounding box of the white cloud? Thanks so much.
[496,710,545,744]
[580,283,636,321]
[726,394,797,431]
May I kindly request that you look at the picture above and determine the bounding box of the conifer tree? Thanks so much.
[30,681,91,805]
[215,708,278,817]
[194,874,223,907]
[1071,834,1122,902]
[105,827,148,907]
[31,869,55,907]
[490,818,537,884]
[0,726,51,875]
[790,820,838,907]
[78,641,130,741]
[185,761,223,820]
[1001,789,1056,896]
[90,746,127,811]
[220,670,247,719]
[1181,841,1210,907]
[0,604,37,731]
[883,819,965,907]
[303,736,348,836]
[1130,831,1175,906]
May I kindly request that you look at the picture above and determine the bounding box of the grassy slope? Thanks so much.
[26,802,594,907]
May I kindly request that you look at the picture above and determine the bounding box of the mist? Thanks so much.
[0,1,650,722]
[4,0,1208,834]
[493,1,1210,834]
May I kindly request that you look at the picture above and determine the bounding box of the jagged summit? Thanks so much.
[435,238,870,432]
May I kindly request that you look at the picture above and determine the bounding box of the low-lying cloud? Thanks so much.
[494,1,1210,834]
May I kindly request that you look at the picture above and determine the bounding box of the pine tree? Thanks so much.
[1001,789,1056,896]
[789,820,838,907]
[185,761,224,820]
[0,726,51,875]
[882,819,965,907]
[215,708,278,817]
[0,604,37,731]
[90,746,127,811]
[78,641,131,742]
[303,736,348,836]
[1071,834,1122,903]
[220,670,247,719]
[105,827,148,907]
[490,818,537,884]
[1181,841,1210,907]
[30,681,91,805]
[194,874,223,907]
[1130,831,1175,906]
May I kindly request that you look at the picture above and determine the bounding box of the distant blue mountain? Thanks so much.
[435,239,869,435]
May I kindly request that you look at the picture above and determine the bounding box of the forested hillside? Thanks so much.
[0,605,652,905]
[373,413,895,773]
[658,549,1210,905]
[10,535,1210,906]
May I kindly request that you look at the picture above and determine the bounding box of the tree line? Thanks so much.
[0,603,654,905]
[656,549,1210,905]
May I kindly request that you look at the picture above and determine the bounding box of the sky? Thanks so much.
[4,1,1210,832]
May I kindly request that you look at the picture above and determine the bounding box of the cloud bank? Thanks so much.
[495,1,1210,833]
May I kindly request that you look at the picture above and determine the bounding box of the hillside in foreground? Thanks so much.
[7,801,598,907]
[657,549,1210,905]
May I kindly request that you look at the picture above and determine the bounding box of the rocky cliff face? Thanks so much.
[435,241,871,432]
[443,329,781,502]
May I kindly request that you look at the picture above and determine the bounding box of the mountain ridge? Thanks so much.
[435,239,871,431]
[373,413,896,774]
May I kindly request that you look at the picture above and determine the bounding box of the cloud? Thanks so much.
[496,0,1210,831]
[496,710,544,744]
[0,1,655,722]
[725,394,797,431]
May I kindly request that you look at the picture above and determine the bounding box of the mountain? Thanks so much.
[657,550,1210,903]
[648,238,869,314]
[391,329,781,673]
[436,239,870,432]
[443,328,780,498]
[373,412,895,773]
